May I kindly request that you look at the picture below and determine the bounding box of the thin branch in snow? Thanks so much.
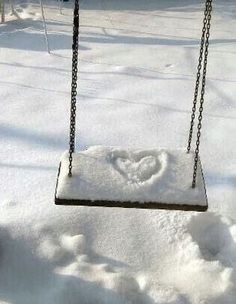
[59,0,63,15]
[39,0,50,54]
[0,0,5,23]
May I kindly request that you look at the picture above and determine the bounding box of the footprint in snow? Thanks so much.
[187,212,236,265]
[158,213,236,303]
[38,231,152,304]
[186,213,236,303]
[37,231,87,263]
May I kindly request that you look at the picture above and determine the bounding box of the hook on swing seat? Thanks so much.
[55,146,208,211]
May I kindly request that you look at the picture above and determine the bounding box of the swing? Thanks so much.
[55,0,213,211]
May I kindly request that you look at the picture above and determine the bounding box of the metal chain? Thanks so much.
[192,0,213,188]
[67,0,212,184]
[68,0,79,177]
[187,0,210,153]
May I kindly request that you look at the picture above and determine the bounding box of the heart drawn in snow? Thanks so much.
[110,151,168,184]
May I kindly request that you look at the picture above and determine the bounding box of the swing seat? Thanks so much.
[55,146,208,211]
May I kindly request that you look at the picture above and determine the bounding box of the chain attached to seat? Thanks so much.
[187,0,213,188]
[67,0,213,185]
[68,0,79,177]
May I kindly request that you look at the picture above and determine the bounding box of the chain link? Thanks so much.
[187,0,210,153]
[192,0,212,188]
[68,0,79,177]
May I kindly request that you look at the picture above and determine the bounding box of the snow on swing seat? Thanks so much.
[55,146,208,211]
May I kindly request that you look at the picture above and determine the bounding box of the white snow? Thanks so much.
[56,147,207,208]
[0,0,236,303]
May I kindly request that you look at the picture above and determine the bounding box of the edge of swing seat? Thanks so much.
[54,152,208,212]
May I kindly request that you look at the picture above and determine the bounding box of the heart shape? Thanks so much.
[110,150,167,185]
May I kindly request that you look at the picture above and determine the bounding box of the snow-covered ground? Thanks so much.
[0,0,236,303]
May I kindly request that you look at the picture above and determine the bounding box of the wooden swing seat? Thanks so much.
[55,146,208,211]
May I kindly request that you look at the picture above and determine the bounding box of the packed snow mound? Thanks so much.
[56,146,207,207]
[158,213,236,304]
[0,212,236,304]
[0,224,152,304]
